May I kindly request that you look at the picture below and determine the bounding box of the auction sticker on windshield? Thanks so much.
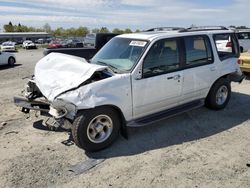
[129,41,147,47]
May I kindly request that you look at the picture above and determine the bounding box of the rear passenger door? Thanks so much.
[182,35,216,103]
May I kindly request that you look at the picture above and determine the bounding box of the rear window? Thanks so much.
[214,33,239,60]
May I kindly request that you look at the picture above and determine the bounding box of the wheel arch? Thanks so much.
[77,104,128,139]
[8,56,16,62]
[8,56,16,65]
[206,74,230,98]
[206,73,231,98]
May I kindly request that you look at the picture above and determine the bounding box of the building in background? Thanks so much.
[0,32,52,44]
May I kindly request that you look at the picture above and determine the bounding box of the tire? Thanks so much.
[8,57,16,66]
[205,78,231,110]
[72,107,120,152]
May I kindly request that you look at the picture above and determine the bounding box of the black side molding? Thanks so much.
[127,100,204,127]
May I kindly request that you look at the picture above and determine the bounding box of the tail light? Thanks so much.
[226,42,232,48]
[237,59,242,64]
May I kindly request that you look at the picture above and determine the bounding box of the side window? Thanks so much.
[143,39,180,78]
[184,36,213,66]
[214,33,239,60]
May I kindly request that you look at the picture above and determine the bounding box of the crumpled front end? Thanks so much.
[14,53,114,129]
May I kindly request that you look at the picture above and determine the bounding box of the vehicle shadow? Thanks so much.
[0,64,22,70]
[245,75,250,80]
[86,91,250,159]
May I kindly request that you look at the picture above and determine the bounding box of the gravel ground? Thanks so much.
[0,49,249,188]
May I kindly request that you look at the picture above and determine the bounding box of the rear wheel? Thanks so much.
[8,57,15,66]
[205,78,231,110]
[72,107,120,152]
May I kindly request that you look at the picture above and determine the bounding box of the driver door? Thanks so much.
[131,38,183,119]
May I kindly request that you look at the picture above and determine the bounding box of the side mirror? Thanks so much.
[134,68,142,80]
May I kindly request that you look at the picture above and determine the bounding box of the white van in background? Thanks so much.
[237,30,250,52]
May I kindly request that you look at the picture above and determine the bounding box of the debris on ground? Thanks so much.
[0,122,7,130]
[68,158,105,175]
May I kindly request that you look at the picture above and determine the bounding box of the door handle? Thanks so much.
[167,75,181,80]
[173,74,181,80]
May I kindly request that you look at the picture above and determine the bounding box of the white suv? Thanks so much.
[14,27,244,151]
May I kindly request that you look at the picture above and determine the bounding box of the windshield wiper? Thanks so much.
[96,61,120,73]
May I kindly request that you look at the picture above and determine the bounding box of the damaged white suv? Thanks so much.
[14,27,244,151]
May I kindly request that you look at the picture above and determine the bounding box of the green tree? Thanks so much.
[92,28,100,33]
[135,29,141,33]
[229,25,236,29]
[75,27,89,36]
[53,27,65,37]
[236,26,249,29]
[16,23,22,32]
[3,21,14,32]
[112,28,124,34]
[124,28,132,33]
[99,27,109,33]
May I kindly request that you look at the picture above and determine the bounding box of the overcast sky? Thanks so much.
[0,0,249,31]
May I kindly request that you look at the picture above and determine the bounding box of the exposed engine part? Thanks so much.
[45,118,72,131]
[24,79,43,100]
[49,106,67,119]
[50,99,77,120]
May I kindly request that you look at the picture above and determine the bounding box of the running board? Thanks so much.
[127,100,204,127]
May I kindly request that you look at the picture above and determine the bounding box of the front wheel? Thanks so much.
[72,107,120,152]
[205,78,231,110]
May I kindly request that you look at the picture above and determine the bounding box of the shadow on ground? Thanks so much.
[0,64,22,71]
[32,92,250,159]
[87,91,250,159]
[245,75,250,80]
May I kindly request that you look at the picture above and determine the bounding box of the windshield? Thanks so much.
[91,37,148,73]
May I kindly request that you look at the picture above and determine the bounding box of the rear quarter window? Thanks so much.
[214,33,240,60]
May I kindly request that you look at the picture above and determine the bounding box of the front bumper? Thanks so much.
[14,96,50,116]
[14,96,73,129]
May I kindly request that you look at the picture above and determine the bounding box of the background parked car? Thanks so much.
[48,40,63,48]
[237,30,250,52]
[84,33,96,47]
[23,40,37,49]
[1,41,16,52]
[215,34,233,53]
[67,39,84,48]
[0,51,16,66]
[238,51,250,75]
[36,38,45,44]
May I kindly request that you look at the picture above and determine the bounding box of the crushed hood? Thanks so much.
[35,53,110,101]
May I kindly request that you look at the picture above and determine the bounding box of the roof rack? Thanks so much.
[179,26,229,32]
[146,27,185,32]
